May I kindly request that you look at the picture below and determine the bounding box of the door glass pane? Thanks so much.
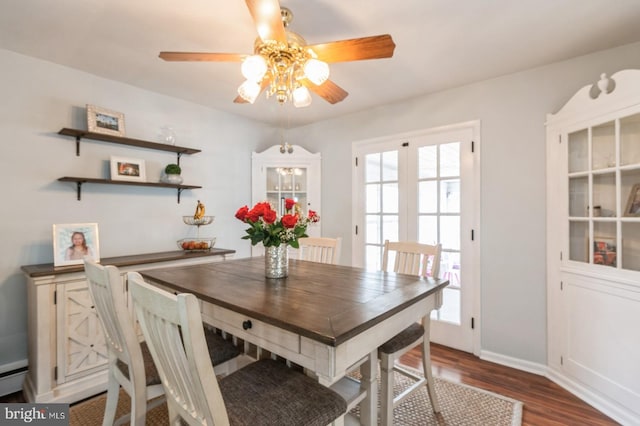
[418,146,437,179]
[568,129,588,173]
[592,121,615,170]
[569,221,588,262]
[621,113,640,167]
[418,216,437,244]
[365,154,380,182]
[382,151,398,181]
[382,183,398,213]
[435,288,460,324]
[440,216,460,251]
[365,215,380,244]
[569,177,588,217]
[440,179,460,213]
[441,252,461,288]
[366,184,380,213]
[382,215,399,243]
[366,245,382,271]
[419,181,437,213]
[440,142,460,177]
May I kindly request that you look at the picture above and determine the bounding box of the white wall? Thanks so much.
[0,49,275,369]
[290,41,640,364]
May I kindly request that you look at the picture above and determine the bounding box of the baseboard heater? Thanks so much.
[0,361,28,397]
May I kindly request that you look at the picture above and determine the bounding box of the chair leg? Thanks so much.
[102,370,120,426]
[379,352,395,426]
[421,329,440,413]
[130,383,147,426]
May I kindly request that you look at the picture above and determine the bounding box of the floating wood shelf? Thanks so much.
[58,177,201,203]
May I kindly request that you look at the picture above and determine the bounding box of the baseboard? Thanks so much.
[479,350,547,376]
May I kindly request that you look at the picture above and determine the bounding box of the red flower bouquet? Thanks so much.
[235,199,319,248]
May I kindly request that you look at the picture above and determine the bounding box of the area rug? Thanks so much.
[70,369,523,425]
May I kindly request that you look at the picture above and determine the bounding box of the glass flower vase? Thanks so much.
[265,244,288,278]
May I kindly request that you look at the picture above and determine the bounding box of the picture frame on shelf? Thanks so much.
[53,223,100,267]
[110,156,146,182]
[592,236,617,267]
[624,183,640,216]
[87,104,125,137]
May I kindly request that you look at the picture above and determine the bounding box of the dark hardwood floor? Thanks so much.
[0,343,620,425]
[400,343,619,426]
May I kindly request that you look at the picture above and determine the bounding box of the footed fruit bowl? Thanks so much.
[182,215,214,226]
[177,237,216,252]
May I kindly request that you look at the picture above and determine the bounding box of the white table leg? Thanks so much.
[359,349,378,426]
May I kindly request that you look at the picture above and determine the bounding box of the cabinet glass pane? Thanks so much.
[592,173,616,216]
[568,129,588,173]
[569,221,588,262]
[593,222,617,267]
[592,121,615,170]
[622,222,640,271]
[621,113,640,167]
[267,168,279,190]
[622,169,640,216]
[569,177,588,217]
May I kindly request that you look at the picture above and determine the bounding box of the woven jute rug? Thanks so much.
[69,368,523,425]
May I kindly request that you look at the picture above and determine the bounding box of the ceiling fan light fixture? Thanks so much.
[304,59,330,85]
[292,86,312,108]
[238,80,261,104]
[241,55,268,81]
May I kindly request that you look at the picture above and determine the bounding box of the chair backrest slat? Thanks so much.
[298,237,342,265]
[382,240,442,278]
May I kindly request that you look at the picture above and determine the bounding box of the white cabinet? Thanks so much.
[251,144,322,237]
[22,249,234,403]
[546,70,640,425]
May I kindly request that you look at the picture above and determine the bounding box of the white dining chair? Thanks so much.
[83,258,165,426]
[298,237,342,264]
[127,272,348,426]
[379,240,443,425]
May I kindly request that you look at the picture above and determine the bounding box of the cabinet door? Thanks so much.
[56,280,108,383]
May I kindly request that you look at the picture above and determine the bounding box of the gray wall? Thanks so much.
[1,41,640,373]
[0,49,274,370]
[290,41,640,364]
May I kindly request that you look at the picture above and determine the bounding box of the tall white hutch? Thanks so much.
[251,145,322,256]
[546,69,640,424]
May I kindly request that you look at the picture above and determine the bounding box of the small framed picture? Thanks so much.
[110,156,146,182]
[624,183,640,216]
[87,104,125,137]
[592,236,616,267]
[53,223,100,267]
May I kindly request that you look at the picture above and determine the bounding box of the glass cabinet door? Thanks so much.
[567,113,640,271]
[265,167,309,216]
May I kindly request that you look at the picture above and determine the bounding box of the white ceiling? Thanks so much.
[2,0,640,127]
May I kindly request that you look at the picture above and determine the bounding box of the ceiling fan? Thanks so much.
[159,0,396,107]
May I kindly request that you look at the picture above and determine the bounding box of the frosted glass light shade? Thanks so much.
[293,86,312,107]
[238,80,261,104]
[304,59,329,85]
[241,55,267,82]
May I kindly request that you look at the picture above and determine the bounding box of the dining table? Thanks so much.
[139,256,448,426]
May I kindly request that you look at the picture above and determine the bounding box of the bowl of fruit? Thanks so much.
[177,237,216,252]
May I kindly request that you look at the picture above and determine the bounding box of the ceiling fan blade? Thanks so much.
[302,79,348,104]
[159,52,246,62]
[307,34,396,63]
[245,0,286,43]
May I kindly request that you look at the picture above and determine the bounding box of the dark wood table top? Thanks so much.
[140,257,448,347]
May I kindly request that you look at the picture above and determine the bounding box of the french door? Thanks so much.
[352,121,480,353]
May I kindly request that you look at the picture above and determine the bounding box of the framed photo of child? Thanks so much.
[53,223,100,267]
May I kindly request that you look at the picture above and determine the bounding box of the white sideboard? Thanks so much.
[21,249,234,403]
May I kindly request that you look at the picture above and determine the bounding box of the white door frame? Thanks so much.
[351,121,481,355]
